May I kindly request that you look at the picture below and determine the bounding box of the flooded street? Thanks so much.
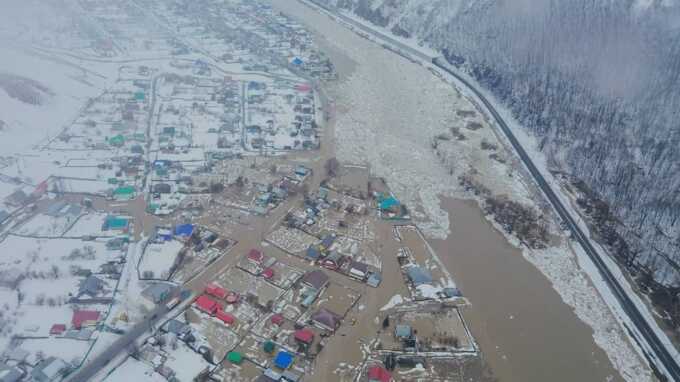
[273,1,626,381]
[432,198,622,382]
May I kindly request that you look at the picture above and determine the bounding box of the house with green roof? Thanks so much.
[112,186,135,200]
[108,134,125,147]
[103,216,130,232]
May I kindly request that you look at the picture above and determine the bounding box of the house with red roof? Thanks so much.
[294,328,314,345]
[215,309,235,325]
[367,365,392,382]
[195,294,220,315]
[205,284,227,299]
[72,310,100,329]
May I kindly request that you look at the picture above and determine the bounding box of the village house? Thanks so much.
[301,270,329,291]
[71,310,100,330]
[311,308,342,332]
[78,275,104,298]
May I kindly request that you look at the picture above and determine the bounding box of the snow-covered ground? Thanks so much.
[139,240,183,280]
[104,356,166,382]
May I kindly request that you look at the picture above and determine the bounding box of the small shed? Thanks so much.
[50,324,66,336]
[227,351,243,365]
[263,340,276,354]
[395,324,412,339]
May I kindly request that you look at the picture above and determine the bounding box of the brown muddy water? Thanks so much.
[432,198,622,382]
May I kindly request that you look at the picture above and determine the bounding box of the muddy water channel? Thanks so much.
[431,198,622,382]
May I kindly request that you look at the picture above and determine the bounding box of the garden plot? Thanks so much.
[250,312,295,340]
[186,308,240,362]
[160,341,212,381]
[0,236,118,279]
[333,235,381,269]
[217,358,264,382]
[18,337,93,365]
[266,226,319,255]
[171,247,224,283]
[273,289,304,322]
[395,225,459,301]
[262,260,303,290]
[301,281,361,324]
[215,267,284,313]
[377,302,476,355]
[221,300,263,336]
[59,178,114,195]
[10,304,74,339]
[138,239,184,280]
[13,210,81,237]
[231,334,276,369]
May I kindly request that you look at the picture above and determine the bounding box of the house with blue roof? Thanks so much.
[406,266,433,287]
[274,351,294,369]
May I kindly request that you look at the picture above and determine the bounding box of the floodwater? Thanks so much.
[272,1,626,381]
[431,198,623,382]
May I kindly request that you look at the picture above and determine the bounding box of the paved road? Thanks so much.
[299,0,680,380]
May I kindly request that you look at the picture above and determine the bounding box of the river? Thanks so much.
[433,198,622,382]
[272,1,626,381]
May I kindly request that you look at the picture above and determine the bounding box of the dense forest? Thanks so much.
[316,0,680,290]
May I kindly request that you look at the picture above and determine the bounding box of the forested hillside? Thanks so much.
[314,0,680,291]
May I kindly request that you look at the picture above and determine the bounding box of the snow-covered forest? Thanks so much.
[317,0,680,301]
